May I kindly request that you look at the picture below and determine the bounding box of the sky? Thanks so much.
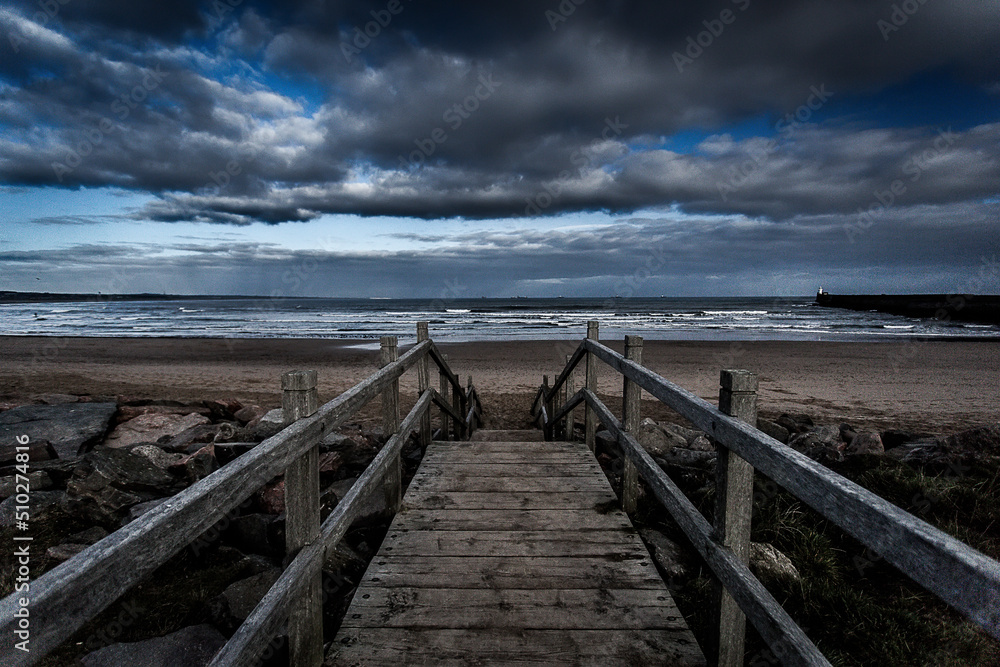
[1,0,998,298]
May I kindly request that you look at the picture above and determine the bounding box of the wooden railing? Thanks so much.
[0,323,480,667]
[535,321,1000,667]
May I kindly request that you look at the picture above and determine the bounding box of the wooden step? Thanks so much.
[469,429,545,442]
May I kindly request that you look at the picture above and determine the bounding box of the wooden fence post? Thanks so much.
[585,321,599,452]
[380,337,401,514]
[564,354,576,441]
[453,362,465,440]
[467,375,477,432]
[416,322,431,449]
[282,370,322,667]
[439,354,451,440]
[621,336,643,514]
[544,374,555,441]
[714,369,759,667]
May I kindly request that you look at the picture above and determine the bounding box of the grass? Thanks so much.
[657,453,1000,666]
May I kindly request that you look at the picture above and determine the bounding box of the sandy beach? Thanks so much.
[1,336,997,434]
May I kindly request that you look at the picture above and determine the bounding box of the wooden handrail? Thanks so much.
[427,342,462,395]
[584,389,829,666]
[209,391,434,666]
[542,341,587,404]
[0,338,433,665]
[580,338,1000,638]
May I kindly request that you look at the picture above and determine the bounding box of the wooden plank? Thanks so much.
[375,530,649,558]
[428,440,571,451]
[392,509,633,532]
[358,556,665,589]
[622,335,642,515]
[327,628,706,666]
[401,491,618,511]
[419,451,596,464]
[585,338,1000,639]
[414,463,604,478]
[338,588,690,630]
[408,475,610,494]
[0,339,434,666]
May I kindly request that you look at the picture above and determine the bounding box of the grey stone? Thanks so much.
[226,513,283,557]
[328,476,387,520]
[220,569,282,621]
[776,413,814,435]
[68,525,108,544]
[638,528,691,583]
[847,432,884,456]
[46,542,88,562]
[122,498,168,525]
[80,624,226,667]
[130,444,184,470]
[0,490,67,528]
[750,542,801,592]
[757,418,790,444]
[104,412,210,450]
[688,434,713,452]
[0,471,52,499]
[67,449,177,524]
[789,425,845,463]
[0,403,117,459]
[637,418,688,457]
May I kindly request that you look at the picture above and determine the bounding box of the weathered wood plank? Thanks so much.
[427,440,570,451]
[401,491,618,511]
[408,475,610,494]
[358,556,665,589]
[419,451,597,464]
[414,463,605,478]
[327,628,706,666]
[375,530,649,558]
[338,588,690,630]
[0,339,434,667]
[585,338,1000,639]
[392,509,633,531]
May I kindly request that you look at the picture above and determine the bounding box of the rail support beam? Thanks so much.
[714,369,759,667]
[584,321,599,452]
[282,369,323,667]
[417,322,431,449]
[380,337,402,513]
[621,336,643,514]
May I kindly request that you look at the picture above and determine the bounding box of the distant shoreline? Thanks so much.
[816,292,1000,325]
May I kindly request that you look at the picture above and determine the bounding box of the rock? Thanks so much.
[638,528,691,583]
[220,569,281,621]
[252,409,286,440]
[659,422,701,444]
[750,542,801,593]
[204,398,243,421]
[637,418,688,457]
[67,449,177,524]
[324,541,367,576]
[327,476,387,521]
[847,432,884,456]
[226,513,283,557]
[757,418,790,444]
[46,542,89,562]
[0,403,117,459]
[943,425,1000,456]
[839,423,858,443]
[0,439,58,465]
[319,451,344,475]
[881,429,921,450]
[168,445,218,484]
[688,434,713,452]
[788,425,845,463]
[210,423,240,445]
[123,498,168,525]
[37,393,80,405]
[80,624,226,667]
[116,405,211,422]
[104,413,210,449]
[162,424,223,453]
[214,442,257,465]
[657,448,716,470]
[776,413,814,435]
[130,445,185,470]
[0,471,53,499]
[69,525,108,544]
[0,490,67,528]
[234,405,266,425]
[256,479,286,514]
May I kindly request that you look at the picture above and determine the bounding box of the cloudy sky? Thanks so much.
[1,0,998,297]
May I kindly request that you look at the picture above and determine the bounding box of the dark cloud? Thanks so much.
[0,0,999,224]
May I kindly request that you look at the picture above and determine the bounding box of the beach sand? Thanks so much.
[1,336,997,434]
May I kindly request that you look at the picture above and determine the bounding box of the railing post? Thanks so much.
[585,321,599,452]
[416,322,431,449]
[439,354,451,440]
[380,337,401,514]
[714,369,759,667]
[563,354,576,441]
[622,336,643,514]
[467,375,477,432]
[543,374,555,441]
[458,373,468,440]
[281,370,323,667]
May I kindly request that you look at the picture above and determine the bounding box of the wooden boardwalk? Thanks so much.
[326,431,706,666]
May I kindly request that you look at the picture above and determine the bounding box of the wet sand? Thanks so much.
[1,336,997,434]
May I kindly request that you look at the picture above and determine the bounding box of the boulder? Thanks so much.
[220,569,281,621]
[204,398,243,421]
[327,476,387,521]
[0,439,58,465]
[324,541,367,577]
[130,445,185,470]
[839,423,858,443]
[161,424,223,453]
[36,393,80,405]
[169,445,218,484]
[46,542,89,562]
[637,418,688,457]
[214,442,257,465]
[69,525,109,544]
[688,434,713,452]
[788,425,845,463]
[660,422,701,444]
[319,452,344,475]
[0,471,53,499]
[0,490,67,528]
[234,405,267,425]
[116,405,211,422]
[226,513,283,557]
[757,418,790,444]
[881,429,921,450]
[123,498,168,525]
[67,449,177,524]
[638,528,691,583]
[252,409,285,440]
[657,448,716,470]
[750,542,801,593]
[942,425,1000,456]
[847,432,884,456]
[104,413,210,449]
[80,624,226,667]
[256,479,286,515]
[776,413,814,435]
[0,403,117,459]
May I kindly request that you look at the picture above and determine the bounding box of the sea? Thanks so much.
[2,297,998,344]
